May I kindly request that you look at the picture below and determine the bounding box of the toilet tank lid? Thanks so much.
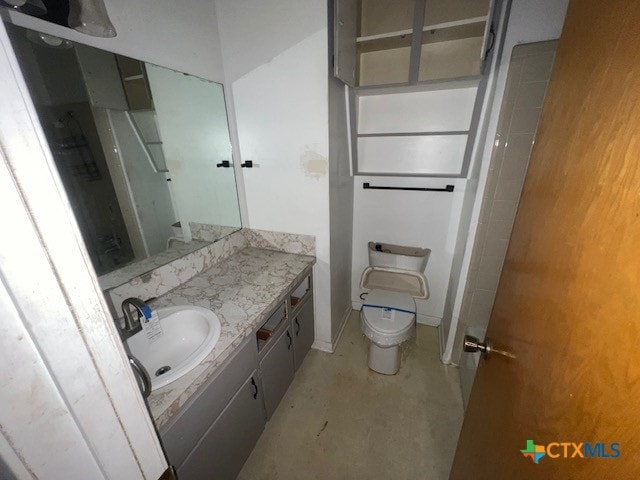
[360,266,429,299]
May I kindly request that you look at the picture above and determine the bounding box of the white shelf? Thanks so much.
[357,87,477,134]
[356,16,487,44]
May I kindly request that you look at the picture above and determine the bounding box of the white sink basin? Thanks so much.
[126,305,221,390]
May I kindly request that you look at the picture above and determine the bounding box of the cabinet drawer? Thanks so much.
[160,335,258,469]
[256,301,287,353]
[289,274,312,317]
[178,371,265,480]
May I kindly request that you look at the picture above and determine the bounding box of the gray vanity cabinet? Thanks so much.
[159,335,262,476]
[292,296,314,371]
[177,371,265,480]
[259,325,295,419]
[160,271,315,477]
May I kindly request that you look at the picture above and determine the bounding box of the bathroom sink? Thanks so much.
[126,305,221,391]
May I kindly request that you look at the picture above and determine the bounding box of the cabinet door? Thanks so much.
[259,326,295,419]
[293,296,314,371]
[333,0,358,87]
[160,335,257,469]
[177,372,265,480]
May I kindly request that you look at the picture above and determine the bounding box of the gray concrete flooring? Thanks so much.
[238,310,464,480]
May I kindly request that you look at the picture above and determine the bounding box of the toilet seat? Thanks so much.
[361,289,416,346]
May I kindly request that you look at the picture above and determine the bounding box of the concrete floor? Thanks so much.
[237,311,464,480]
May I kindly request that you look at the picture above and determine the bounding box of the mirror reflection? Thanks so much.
[6,23,242,281]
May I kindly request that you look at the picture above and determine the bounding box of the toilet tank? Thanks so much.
[368,242,430,272]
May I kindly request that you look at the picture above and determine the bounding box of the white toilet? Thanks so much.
[360,242,430,375]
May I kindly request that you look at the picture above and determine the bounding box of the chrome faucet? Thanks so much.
[119,297,153,399]
[121,297,148,338]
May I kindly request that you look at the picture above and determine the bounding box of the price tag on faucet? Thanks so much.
[141,305,164,344]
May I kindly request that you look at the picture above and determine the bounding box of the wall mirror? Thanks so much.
[5,23,242,289]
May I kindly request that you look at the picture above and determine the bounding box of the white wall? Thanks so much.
[215,0,334,349]
[441,0,570,364]
[2,0,225,82]
[352,177,467,325]
[351,83,476,326]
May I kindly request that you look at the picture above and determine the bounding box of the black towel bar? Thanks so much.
[362,183,454,192]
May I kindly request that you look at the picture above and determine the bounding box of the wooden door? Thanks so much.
[451,0,640,478]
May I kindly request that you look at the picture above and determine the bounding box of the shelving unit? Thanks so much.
[336,0,494,88]
[334,0,497,177]
[352,83,479,176]
[355,0,414,86]
[115,55,154,110]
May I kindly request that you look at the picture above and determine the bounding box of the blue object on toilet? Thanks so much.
[361,303,415,315]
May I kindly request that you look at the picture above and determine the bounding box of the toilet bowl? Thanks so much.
[361,289,416,375]
[359,242,430,375]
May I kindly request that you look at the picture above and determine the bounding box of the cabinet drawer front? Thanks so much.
[293,296,315,371]
[260,302,287,331]
[178,372,265,480]
[289,274,312,318]
[259,326,295,419]
[257,301,289,358]
[160,335,257,468]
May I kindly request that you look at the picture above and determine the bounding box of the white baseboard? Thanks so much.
[417,313,441,327]
[311,339,333,353]
[311,305,353,354]
[331,305,352,351]
[438,323,447,363]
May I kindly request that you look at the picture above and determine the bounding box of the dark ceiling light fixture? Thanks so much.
[68,0,116,38]
[25,28,73,48]
[1,0,48,17]
[1,0,116,38]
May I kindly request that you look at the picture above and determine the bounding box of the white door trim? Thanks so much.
[0,20,167,480]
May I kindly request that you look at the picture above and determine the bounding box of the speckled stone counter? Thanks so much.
[147,247,315,428]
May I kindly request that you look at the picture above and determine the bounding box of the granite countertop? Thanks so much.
[147,247,315,428]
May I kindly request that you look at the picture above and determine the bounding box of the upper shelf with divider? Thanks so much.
[334,0,495,88]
